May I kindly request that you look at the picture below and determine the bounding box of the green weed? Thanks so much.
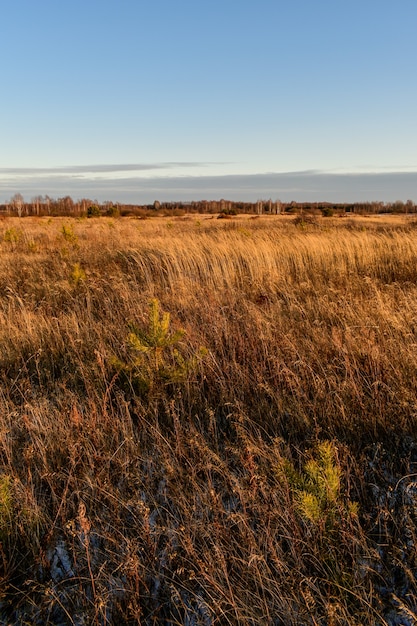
[61,224,78,245]
[70,262,86,287]
[0,474,13,543]
[4,227,22,244]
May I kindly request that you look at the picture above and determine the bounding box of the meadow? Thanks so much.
[0,213,417,625]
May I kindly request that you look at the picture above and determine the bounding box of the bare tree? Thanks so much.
[10,193,24,217]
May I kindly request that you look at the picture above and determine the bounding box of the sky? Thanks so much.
[2,0,417,204]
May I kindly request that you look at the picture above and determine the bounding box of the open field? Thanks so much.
[1,214,417,624]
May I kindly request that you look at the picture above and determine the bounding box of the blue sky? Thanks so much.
[2,0,417,203]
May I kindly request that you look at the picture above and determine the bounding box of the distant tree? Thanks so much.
[391,200,405,214]
[321,207,334,217]
[10,193,24,217]
[274,199,282,215]
[31,195,44,216]
[106,205,120,217]
[56,196,75,214]
[87,205,101,217]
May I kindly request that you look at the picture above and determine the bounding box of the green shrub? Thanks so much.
[70,262,86,287]
[282,441,358,530]
[113,298,206,396]
[0,474,13,543]
[4,227,22,244]
[61,224,78,244]
[106,206,120,217]
[87,205,101,218]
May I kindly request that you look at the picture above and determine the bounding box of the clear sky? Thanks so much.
[2,0,417,203]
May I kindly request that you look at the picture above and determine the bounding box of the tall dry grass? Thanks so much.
[0,214,417,624]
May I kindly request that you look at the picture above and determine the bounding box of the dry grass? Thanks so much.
[0,214,417,624]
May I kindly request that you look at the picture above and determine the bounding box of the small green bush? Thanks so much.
[321,207,334,217]
[106,206,120,217]
[0,474,13,543]
[282,441,358,530]
[87,205,101,218]
[61,224,78,244]
[4,227,22,244]
[70,262,86,287]
[113,298,206,396]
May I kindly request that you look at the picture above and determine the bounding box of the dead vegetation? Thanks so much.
[0,215,417,624]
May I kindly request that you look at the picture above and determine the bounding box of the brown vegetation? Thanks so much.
[0,214,417,624]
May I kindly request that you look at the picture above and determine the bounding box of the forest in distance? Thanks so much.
[2,192,417,218]
[1,213,417,625]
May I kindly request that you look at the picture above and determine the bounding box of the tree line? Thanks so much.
[1,193,416,217]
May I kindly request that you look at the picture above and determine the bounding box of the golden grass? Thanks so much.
[1,215,417,624]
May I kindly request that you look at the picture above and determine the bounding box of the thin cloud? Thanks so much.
[0,162,220,176]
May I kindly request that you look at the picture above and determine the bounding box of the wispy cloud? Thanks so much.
[0,162,217,176]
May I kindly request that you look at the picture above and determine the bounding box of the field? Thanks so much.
[1,213,417,625]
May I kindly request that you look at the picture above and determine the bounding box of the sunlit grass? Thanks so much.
[1,214,417,624]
